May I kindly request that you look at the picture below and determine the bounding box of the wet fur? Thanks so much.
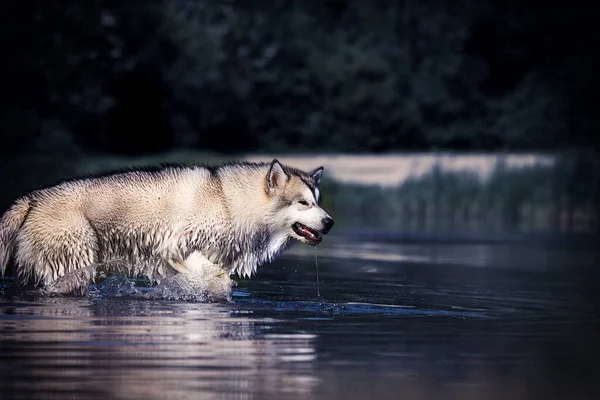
[0,160,333,294]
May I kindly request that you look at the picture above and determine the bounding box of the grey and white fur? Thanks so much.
[0,159,334,296]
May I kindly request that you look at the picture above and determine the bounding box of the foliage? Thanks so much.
[1,0,596,156]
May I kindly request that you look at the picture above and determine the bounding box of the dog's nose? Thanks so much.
[321,217,334,234]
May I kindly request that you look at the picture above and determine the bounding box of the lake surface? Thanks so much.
[1,233,599,400]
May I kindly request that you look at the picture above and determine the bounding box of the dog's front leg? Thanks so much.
[167,252,224,275]
[166,252,233,300]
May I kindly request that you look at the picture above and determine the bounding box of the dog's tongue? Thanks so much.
[300,225,318,240]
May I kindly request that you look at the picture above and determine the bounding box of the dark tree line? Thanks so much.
[1,0,598,157]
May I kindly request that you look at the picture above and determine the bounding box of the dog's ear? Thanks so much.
[266,159,289,195]
[309,166,324,187]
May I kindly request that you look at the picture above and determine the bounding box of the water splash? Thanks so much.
[42,260,234,302]
[146,269,234,302]
[89,275,139,298]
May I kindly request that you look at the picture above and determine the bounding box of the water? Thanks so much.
[1,233,599,400]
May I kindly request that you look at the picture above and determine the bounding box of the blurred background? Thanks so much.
[1,3,599,399]
[0,0,598,238]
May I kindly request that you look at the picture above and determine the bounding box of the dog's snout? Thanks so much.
[321,217,334,234]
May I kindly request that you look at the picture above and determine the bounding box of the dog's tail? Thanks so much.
[0,196,31,277]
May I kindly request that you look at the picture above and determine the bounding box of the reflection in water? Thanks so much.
[288,235,598,271]
[0,299,318,399]
[1,235,599,399]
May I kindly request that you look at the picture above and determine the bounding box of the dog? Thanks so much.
[0,159,334,297]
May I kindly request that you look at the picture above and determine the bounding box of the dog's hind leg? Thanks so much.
[43,264,98,296]
[14,212,99,295]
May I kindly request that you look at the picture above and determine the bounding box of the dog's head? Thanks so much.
[265,159,334,245]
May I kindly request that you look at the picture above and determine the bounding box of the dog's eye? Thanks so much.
[298,200,309,206]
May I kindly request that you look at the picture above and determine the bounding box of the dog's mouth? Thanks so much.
[292,222,322,245]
